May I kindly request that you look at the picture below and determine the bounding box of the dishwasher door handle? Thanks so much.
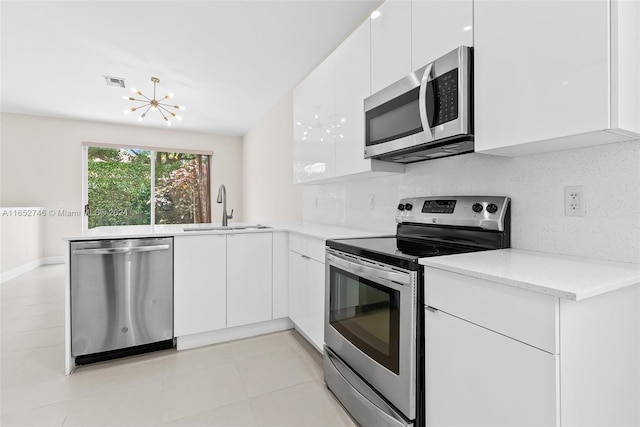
[73,244,171,255]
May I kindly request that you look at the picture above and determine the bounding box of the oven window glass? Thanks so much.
[329,266,400,374]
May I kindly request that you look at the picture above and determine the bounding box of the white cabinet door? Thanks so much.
[303,258,326,351]
[287,234,326,352]
[226,233,273,328]
[425,308,559,426]
[272,231,288,319]
[293,52,336,183]
[612,0,640,136]
[370,0,412,93]
[288,250,306,325]
[474,0,609,154]
[174,234,227,336]
[411,0,473,69]
[334,18,372,178]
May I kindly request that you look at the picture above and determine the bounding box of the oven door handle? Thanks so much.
[327,252,411,287]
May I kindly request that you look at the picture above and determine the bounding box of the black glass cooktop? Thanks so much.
[326,235,477,271]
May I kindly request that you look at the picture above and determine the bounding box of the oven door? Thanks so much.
[325,249,417,420]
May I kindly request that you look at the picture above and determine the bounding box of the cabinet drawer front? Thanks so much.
[306,237,326,264]
[425,268,559,354]
[288,233,306,255]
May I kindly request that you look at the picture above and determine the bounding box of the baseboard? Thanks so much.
[1,256,65,284]
[42,256,65,265]
[176,317,294,351]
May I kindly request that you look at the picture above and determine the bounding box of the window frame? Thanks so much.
[81,142,213,230]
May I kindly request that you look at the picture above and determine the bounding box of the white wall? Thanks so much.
[0,113,243,258]
[303,140,640,264]
[242,91,303,222]
[0,207,44,275]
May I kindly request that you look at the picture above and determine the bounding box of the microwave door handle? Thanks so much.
[419,62,435,142]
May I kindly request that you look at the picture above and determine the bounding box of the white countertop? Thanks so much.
[64,221,384,242]
[420,248,640,301]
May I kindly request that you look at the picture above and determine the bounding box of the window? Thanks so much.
[84,145,211,229]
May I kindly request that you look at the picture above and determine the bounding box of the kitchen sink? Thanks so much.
[183,224,271,232]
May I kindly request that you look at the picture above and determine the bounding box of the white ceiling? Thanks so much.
[1,0,379,136]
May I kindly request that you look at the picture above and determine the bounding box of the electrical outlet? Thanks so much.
[564,186,585,216]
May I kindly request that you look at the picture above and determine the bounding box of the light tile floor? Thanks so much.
[0,265,357,426]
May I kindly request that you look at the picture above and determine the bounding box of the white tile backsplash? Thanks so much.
[304,140,640,263]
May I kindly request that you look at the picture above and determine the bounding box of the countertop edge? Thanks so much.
[421,249,640,301]
[64,222,385,242]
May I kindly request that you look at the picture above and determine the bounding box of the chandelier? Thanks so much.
[123,77,185,126]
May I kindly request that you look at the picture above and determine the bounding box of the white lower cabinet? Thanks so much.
[425,309,559,426]
[271,231,289,320]
[174,234,227,336]
[425,266,640,426]
[288,233,325,351]
[226,233,273,328]
[174,232,277,338]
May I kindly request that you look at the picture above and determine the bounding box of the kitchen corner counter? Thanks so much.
[267,221,387,241]
[419,248,640,301]
[64,222,386,241]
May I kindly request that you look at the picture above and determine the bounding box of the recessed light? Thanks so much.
[371,10,381,20]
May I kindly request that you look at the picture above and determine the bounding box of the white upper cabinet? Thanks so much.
[370,0,412,93]
[333,19,373,178]
[612,0,640,136]
[474,0,640,156]
[411,0,473,69]
[293,53,336,184]
[293,18,404,184]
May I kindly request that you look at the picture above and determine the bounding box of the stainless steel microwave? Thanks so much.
[364,46,473,164]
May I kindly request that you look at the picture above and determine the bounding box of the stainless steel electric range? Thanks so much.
[324,196,511,427]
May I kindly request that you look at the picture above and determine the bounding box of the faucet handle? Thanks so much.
[228,209,234,219]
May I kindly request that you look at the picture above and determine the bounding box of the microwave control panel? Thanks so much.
[430,68,458,127]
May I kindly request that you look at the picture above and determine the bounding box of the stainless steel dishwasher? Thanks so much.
[70,237,174,363]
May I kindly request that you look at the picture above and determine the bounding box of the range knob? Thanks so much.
[486,203,499,214]
[404,203,413,211]
[472,203,483,213]
[397,203,405,211]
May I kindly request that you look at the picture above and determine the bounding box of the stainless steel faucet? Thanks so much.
[216,184,233,226]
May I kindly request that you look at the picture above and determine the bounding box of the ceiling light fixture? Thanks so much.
[123,77,185,126]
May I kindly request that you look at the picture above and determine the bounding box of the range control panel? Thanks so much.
[396,196,510,231]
